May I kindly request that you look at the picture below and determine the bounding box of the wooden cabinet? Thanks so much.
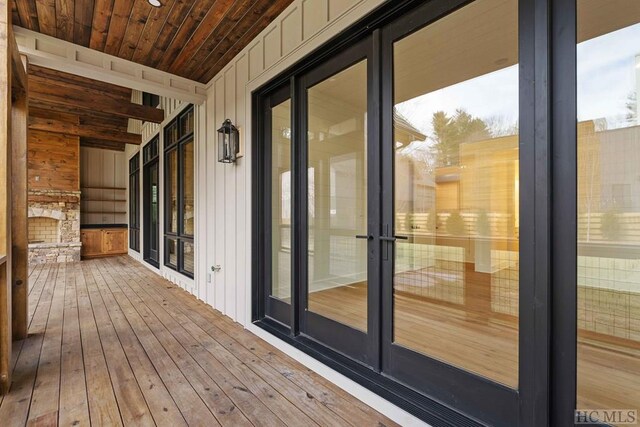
[81,228,128,258]
[80,229,104,258]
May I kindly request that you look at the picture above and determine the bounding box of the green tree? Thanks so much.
[431,109,490,166]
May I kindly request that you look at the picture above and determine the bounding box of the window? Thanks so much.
[142,92,160,108]
[129,153,140,252]
[164,106,195,277]
[143,137,160,267]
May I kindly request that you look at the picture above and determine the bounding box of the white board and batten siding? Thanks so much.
[204,0,388,324]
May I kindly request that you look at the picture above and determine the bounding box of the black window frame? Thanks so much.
[143,137,160,268]
[164,105,195,278]
[129,152,141,252]
[253,0,580,426]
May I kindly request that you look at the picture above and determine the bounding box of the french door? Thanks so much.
[297,36,380,364]
[379,0,521,423]
[255,0,534,424]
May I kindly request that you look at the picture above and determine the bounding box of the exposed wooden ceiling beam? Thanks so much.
[28,106,78,124]
[29,103,131,131]
[80,138,127,152]
[29,100,135,133]
[29,116,141,145]
[28,77,164,123]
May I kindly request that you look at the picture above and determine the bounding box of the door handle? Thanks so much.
[355,234,373,240]
[380,235,409,242]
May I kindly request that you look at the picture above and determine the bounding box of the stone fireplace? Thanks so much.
[28,190,82,264]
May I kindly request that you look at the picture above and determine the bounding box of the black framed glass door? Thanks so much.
[380,0,521,423]
[143,137,160,267]
[298,36,380,365]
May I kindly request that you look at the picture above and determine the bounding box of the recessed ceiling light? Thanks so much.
[148,0,161,7]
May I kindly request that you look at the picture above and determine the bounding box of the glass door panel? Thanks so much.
[271,98,292,302]
[388,0,520,390]
[307,60,369,332]
[576,1,640,423]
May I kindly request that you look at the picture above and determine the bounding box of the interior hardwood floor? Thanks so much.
[0,257,398,427]
[311,283,640,412]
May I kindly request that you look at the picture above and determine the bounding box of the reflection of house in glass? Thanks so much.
[394,122,520,314]
[578,120,640,342]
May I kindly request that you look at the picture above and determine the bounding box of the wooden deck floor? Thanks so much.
[0,257,397,427]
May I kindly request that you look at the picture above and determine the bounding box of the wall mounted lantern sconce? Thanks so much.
[217,119,241,163]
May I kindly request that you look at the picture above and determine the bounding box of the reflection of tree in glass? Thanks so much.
[432,109,490,166]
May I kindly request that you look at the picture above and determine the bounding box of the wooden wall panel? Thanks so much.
[28,129,79,191]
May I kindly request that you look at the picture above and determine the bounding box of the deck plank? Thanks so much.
[59,263,90,427]
[27,263,66,424]
[95,260,254,426]
[114,259,365,427]
[82,261,172,426]
[27,263,50,324]
[121,258,395,427]
[91,260,222,427]
[73,262,124,426]
[101,258,287,427]
[0,257,398,427]
[104,259,319,427]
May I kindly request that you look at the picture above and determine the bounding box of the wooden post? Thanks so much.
[0,0,13,395]
[11,55,28,340]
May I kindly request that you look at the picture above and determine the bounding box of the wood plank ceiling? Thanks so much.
[28,65,159,151]
[11,0,295,83]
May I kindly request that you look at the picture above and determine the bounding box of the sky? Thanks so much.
[395,22,640,139]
